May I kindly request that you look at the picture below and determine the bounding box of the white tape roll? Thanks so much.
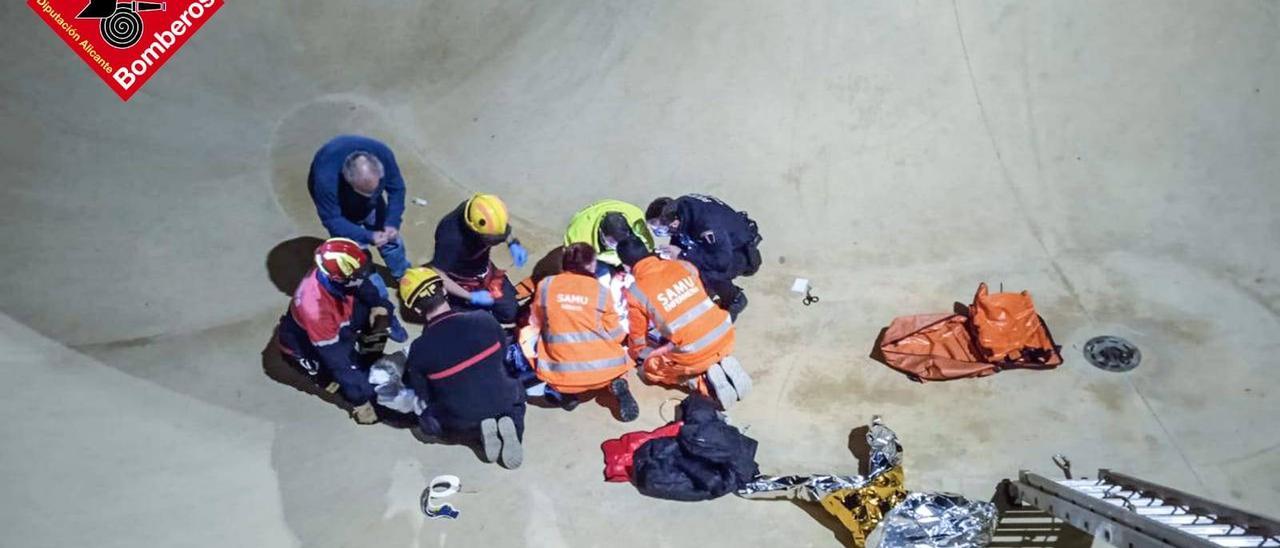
[428,475,461,498]
[421,475,462,519]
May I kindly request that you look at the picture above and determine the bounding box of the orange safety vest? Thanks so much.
[532,272,630,393]
[626,257,734,372]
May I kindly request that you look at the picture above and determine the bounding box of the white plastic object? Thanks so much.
[790,278,811,294]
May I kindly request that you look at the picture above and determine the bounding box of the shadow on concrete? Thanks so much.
[267,236,325,295]
[776,424,883,546]
[867,327,888,365]
[792,499,853,546]
[260,333,354,413]
[987,506,1094,548]
[409,425,488,462]
[846,425,872,476]
[591,389,629,422]
[988,480,1094,548]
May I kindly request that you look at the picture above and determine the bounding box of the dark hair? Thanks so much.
[413,292,448,317]
[645,197,673,221]
[561,242,597,276]
[617,238,652,267]
[598,212,631,242]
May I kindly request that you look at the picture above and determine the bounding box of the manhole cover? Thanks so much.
[1083,336,1142,372]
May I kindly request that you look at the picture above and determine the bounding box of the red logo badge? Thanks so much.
[28,0,222,101]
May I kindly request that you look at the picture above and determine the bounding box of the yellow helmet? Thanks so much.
[399,267,445,309]
[464,193,511,239]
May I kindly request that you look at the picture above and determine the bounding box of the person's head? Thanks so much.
[644,197,679,237]
[561,242,598,276]
[399,267,448,317]
[342,151,385,197]
[463,193,512,244]
[314,237,370,289]
[616,237,653,269]
[598,212,632,250]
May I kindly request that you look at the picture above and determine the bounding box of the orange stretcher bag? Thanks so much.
[878,283,1061,382]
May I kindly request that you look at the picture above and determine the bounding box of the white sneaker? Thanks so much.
[496,416,523,469]
[704,364,737,410]
[480,418,501,463]
[718,356,752,400]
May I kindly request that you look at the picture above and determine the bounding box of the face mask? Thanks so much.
[649,224,670,238]
[603,237,619,250]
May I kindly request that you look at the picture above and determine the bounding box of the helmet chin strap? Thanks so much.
[318,271,362,295]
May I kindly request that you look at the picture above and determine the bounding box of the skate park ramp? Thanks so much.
[2,1,1278,546]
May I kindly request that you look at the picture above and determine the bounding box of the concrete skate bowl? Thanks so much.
[3,1,1280,547]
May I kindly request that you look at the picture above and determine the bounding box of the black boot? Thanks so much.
[609,378,639,422]
[726,289,748,321]
[543,386,580,411]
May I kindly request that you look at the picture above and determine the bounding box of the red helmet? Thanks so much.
[314,238,369,282]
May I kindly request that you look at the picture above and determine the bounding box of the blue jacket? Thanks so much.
[307,135,407,245]
[672,194,756,281]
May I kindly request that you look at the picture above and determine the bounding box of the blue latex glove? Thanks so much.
[504,343,539,385]
[469,290,495,307]
[508,241,528,268]
[387,315,408,343]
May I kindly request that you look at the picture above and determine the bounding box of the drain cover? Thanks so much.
[1083,336,1142,372]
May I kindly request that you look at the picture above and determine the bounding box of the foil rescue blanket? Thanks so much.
[737,419,907,546]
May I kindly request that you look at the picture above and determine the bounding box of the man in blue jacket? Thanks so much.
[307,135,411,282]
[645,194,762,319]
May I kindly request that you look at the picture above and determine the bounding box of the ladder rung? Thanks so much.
[1060,480,1108,487]
[1179,524,1234,536]
[1033,472,1279,548]
[1208,535,1279,547]
[1135,506,1183,515]
[1072,485,1117,494]
[1149,514,1206,525]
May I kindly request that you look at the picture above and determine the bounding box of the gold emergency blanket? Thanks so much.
[819,466,907,546]
[736,418,906,546]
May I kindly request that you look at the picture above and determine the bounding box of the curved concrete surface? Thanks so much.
[3,1,1278,546]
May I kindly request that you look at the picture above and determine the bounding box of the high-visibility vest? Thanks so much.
[532,273,630,393]
[626,257,734,372]
[563,199,656,266]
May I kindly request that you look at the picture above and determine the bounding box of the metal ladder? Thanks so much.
[1008,467,1280,547]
